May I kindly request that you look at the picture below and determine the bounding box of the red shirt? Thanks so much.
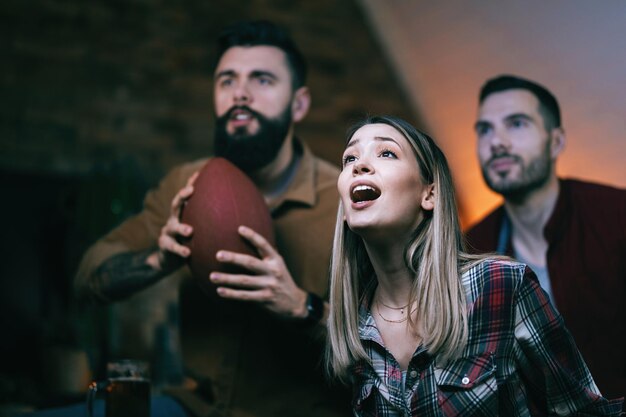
[465,179,626,401]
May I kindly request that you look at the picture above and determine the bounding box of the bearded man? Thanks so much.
[466,74,625,404]
[72,20,349,417]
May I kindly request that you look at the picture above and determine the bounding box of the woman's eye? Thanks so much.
[343,155,356,166]
[380,150,397,158]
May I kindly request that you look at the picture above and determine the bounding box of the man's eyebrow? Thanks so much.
[474,113,535,131]
[215,69,279,79]
[249,70,278,80]
[504,113,534,122]
[215,69,235,79]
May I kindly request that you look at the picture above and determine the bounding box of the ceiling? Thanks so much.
[358,0,626,227]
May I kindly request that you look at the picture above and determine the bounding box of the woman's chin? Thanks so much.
[348,222,394,242]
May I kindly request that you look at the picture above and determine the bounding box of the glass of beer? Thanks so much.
[87,359,151,417]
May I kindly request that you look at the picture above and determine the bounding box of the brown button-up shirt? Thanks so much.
[75,140,351,417]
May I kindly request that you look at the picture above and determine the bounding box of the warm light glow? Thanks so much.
[359,0,626,231]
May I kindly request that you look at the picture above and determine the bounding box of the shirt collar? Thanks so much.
[497,178,568,255]
[267,137,318,212]
[543,178,569,243]
[357,293,381,338]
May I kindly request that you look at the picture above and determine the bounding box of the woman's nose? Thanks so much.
[353,160,373,175]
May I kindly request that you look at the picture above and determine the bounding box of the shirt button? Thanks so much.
[461,377,470,385]
[409,370,418,378]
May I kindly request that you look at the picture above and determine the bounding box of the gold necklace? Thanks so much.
[375,302,416,324]
[377,299,410,314]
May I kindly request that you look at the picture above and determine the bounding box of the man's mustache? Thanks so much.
[223,105,263,120]
[487,153,521,166]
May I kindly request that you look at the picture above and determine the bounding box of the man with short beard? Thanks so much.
[70,20,350,417]
[466,74,626,404]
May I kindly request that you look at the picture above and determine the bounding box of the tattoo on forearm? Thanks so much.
[94,248,167,300]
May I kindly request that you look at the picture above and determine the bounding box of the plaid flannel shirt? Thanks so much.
[352,259,624,416]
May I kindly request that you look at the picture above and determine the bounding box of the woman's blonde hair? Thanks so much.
[326,115,480,383]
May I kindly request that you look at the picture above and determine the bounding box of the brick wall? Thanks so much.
[2,0,417,180]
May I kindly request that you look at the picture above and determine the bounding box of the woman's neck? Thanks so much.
[365,240,413,306]
[366,238,421,371]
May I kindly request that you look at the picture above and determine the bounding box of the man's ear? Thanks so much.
[550,127,566,159]
[421,184,435,211]
[291,86,311,122]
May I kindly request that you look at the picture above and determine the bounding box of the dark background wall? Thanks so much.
[0,0,417,410]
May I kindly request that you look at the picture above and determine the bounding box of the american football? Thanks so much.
[179,157,275,297]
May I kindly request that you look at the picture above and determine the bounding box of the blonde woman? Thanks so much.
[326,115,622,416]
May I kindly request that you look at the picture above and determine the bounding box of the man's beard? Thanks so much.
[214,105,292,173]
[482,140,552,203]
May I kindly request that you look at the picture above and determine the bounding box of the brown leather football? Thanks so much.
[179,157,274,297]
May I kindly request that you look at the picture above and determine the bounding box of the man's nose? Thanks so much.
[490,127,511,152]
[233,82,251,104]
